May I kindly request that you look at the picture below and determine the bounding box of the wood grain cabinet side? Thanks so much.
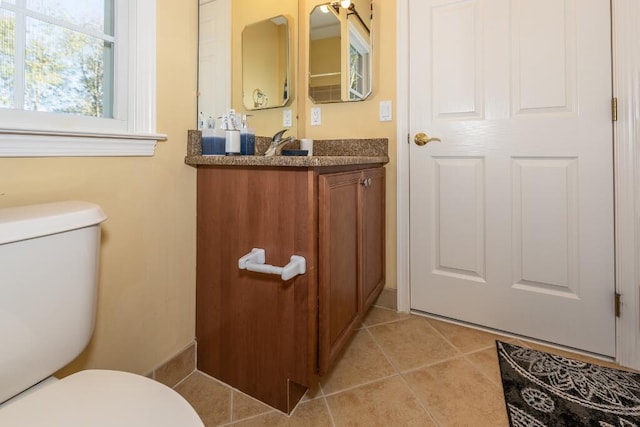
[318,167,386,374]
[196,167,314,414]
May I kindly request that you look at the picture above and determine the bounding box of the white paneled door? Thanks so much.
[409,0,615,356]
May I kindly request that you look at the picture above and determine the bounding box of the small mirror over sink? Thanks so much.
[242,15,292,111]
[308,0,372,103]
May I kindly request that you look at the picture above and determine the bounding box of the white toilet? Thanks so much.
[0,201,203,426]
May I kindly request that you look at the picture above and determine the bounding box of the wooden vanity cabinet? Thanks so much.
[196,165,385,413]
[318,167,385,374]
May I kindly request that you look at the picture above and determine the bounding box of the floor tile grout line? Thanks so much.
[318,377,327,398]
[362,326,405,375]
[420,317,467,356]
[364,314,501,379]
[362,316,411,329]
[384,314,489,358]
[365,315,477,375]
[464,356,503,389]
[186,369,233,389]
[228,389,234,424]
[397,371,442,426]
[361,307,411,329]
[457,355,504,392]
[418,316,525,362]
[462,347,506,389]
[322,371,403,398]
[396,353,469,377]
[414,312,522,348]
[185,370,279,425]
[362,312,413,330]
[321,396,338,427]
[171,369,198,389]
[217,407,277,427]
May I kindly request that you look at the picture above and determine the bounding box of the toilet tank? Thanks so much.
[0,201,107,404]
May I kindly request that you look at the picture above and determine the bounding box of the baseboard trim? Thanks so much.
[374,288,398,311]
[150,341,197,388]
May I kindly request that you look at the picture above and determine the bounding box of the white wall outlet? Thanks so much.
[379,100,392,122]
[311,107,322,126]
[283,109,292,127]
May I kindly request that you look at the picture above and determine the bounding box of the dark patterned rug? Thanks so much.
[496,341,640,427]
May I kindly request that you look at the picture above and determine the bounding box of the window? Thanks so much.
[0,0,162,157]
[348,22,370,101]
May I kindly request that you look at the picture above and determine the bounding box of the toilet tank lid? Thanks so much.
[0,201,107,245]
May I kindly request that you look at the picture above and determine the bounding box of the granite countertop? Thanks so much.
[184,130,389,168]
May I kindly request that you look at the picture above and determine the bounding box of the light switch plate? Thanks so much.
[379,100,392,121]
[311,107,322,126]
[283,109,292,127]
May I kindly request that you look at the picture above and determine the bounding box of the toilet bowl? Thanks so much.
[0,201,203,426]
[0,370,203,426]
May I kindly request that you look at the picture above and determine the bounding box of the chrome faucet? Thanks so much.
[264,129,294,156]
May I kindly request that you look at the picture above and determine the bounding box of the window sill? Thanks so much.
[0,128,167,157]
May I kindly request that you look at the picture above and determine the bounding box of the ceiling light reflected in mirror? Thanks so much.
[308,1,372,104]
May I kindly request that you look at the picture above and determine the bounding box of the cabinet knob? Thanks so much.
[360,178,372,187]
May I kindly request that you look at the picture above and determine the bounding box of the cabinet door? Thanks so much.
[360,167,386,309]
[318,171,361,374]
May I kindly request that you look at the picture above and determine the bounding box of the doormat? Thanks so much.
[496,341,640,426]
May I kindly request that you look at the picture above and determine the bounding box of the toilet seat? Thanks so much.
[0,370,203,426]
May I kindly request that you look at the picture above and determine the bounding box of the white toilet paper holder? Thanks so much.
[238,248,306,281]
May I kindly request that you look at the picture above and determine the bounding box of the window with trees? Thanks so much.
[0,0,161,157]
[1,0,114,116]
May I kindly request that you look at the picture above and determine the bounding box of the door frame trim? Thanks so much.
[396,0,640,369]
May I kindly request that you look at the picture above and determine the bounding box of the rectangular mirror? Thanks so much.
[242,15,291,110]
[308,0,372,103]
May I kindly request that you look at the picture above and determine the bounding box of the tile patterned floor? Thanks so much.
[174,306,619,426]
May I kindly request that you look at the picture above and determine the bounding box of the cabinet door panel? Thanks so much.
[318,171,361,374]
[361,168,386,308]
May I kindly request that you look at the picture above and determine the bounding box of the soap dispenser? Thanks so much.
[224,110,241,156]
[240,114,255,156]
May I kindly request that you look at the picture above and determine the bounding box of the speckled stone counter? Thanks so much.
[184,130,389,168]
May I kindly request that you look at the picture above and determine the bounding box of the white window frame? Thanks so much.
[0,0,164,157]
[347,21,370,101]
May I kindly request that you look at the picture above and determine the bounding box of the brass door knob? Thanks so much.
[414,132,441,146]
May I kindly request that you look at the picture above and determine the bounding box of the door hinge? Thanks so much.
[407,133,410,144]
[615,292,621,317]
[612,97,618,122]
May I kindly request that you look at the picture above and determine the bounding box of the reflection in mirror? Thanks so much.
[242,15,291,110]
[309,5,341,102]
[309,1,371,103]
[346,3,371,100]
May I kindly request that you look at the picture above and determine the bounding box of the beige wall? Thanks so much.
[0,0,199,376]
